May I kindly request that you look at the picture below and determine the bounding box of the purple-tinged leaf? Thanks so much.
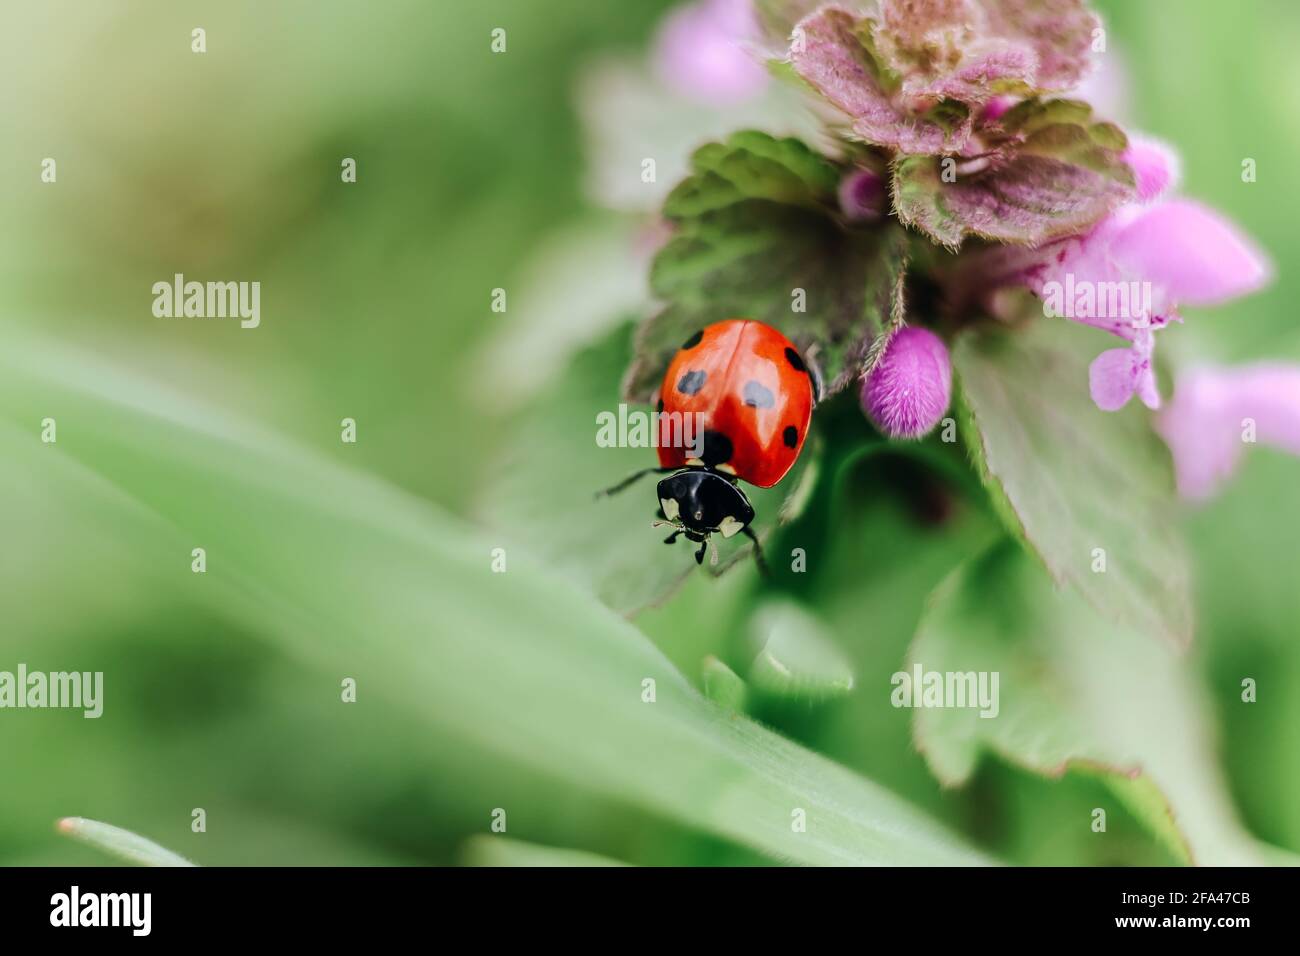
[872,0,1100,100]
[790,6,973,154]
[981,0,1101,92]
[892,98,1134,248]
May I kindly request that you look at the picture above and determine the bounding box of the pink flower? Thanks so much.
[971,141,1272,411]
[861,327,952,439]
[1089,328,1158,413]
[1155,364,1300,500]
[653,0,768,105]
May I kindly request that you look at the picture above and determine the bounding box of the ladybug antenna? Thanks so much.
[741,525,770,578]
[596,466,675,500]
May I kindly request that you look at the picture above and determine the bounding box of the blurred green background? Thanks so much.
[1,0,1296,866]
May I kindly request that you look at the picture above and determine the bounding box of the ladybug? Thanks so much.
[600,319,815,569]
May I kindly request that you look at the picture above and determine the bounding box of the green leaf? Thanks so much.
[484,323,818,615]
[701,655,749,713]
[909,542,1262,865]
[952,318,1192,647]
[1100,774,1197,865]
[625,130,909,402]
[662,130,840,216]
[2,334,989,868]
[892,99,1134,249]
[57,817,196,867]
[459,835,628,867]
[747,599,855,700]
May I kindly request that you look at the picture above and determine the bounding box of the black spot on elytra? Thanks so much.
[783,425,799,448]
[742,380,775,409]
[701,430,733,466]
[784,347,807,373]
[677,369,707,395]
[681,329,704,350]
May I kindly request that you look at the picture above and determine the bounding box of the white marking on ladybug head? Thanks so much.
[660,497,680,521]
[719,515,744,538]
[685,457,703,467]
[716,463,737,476]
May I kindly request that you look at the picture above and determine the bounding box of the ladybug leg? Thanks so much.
[595,466,675,499]
[694,539,708,565]
[741,525,770,578]
[663,529,682,545]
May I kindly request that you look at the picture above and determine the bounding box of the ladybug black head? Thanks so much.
[656,468,754,542]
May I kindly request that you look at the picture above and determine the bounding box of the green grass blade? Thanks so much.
[460,836,628,867]
[3,336,992,867]
[57,818,196,867]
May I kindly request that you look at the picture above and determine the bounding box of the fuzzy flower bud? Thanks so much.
[1122,134,1180,203]
[860,327,952,439]
[838,168,886,222]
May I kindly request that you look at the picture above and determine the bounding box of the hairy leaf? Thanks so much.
[910,542,1261,865]
[789,7,973,154]
[893,100,1134,248]
[980,0,1101,92]
[663,129,840,215]
[872,0,1100,99]
[952,318,1192,647]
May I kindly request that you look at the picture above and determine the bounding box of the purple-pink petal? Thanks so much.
[957,196,1272,366]
[1155,364,1300,500]
[1088,336,1159,412]
[861,326,953,439]
[1110,199,1273,307]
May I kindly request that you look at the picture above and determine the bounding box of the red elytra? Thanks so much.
[655,319,814,488]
